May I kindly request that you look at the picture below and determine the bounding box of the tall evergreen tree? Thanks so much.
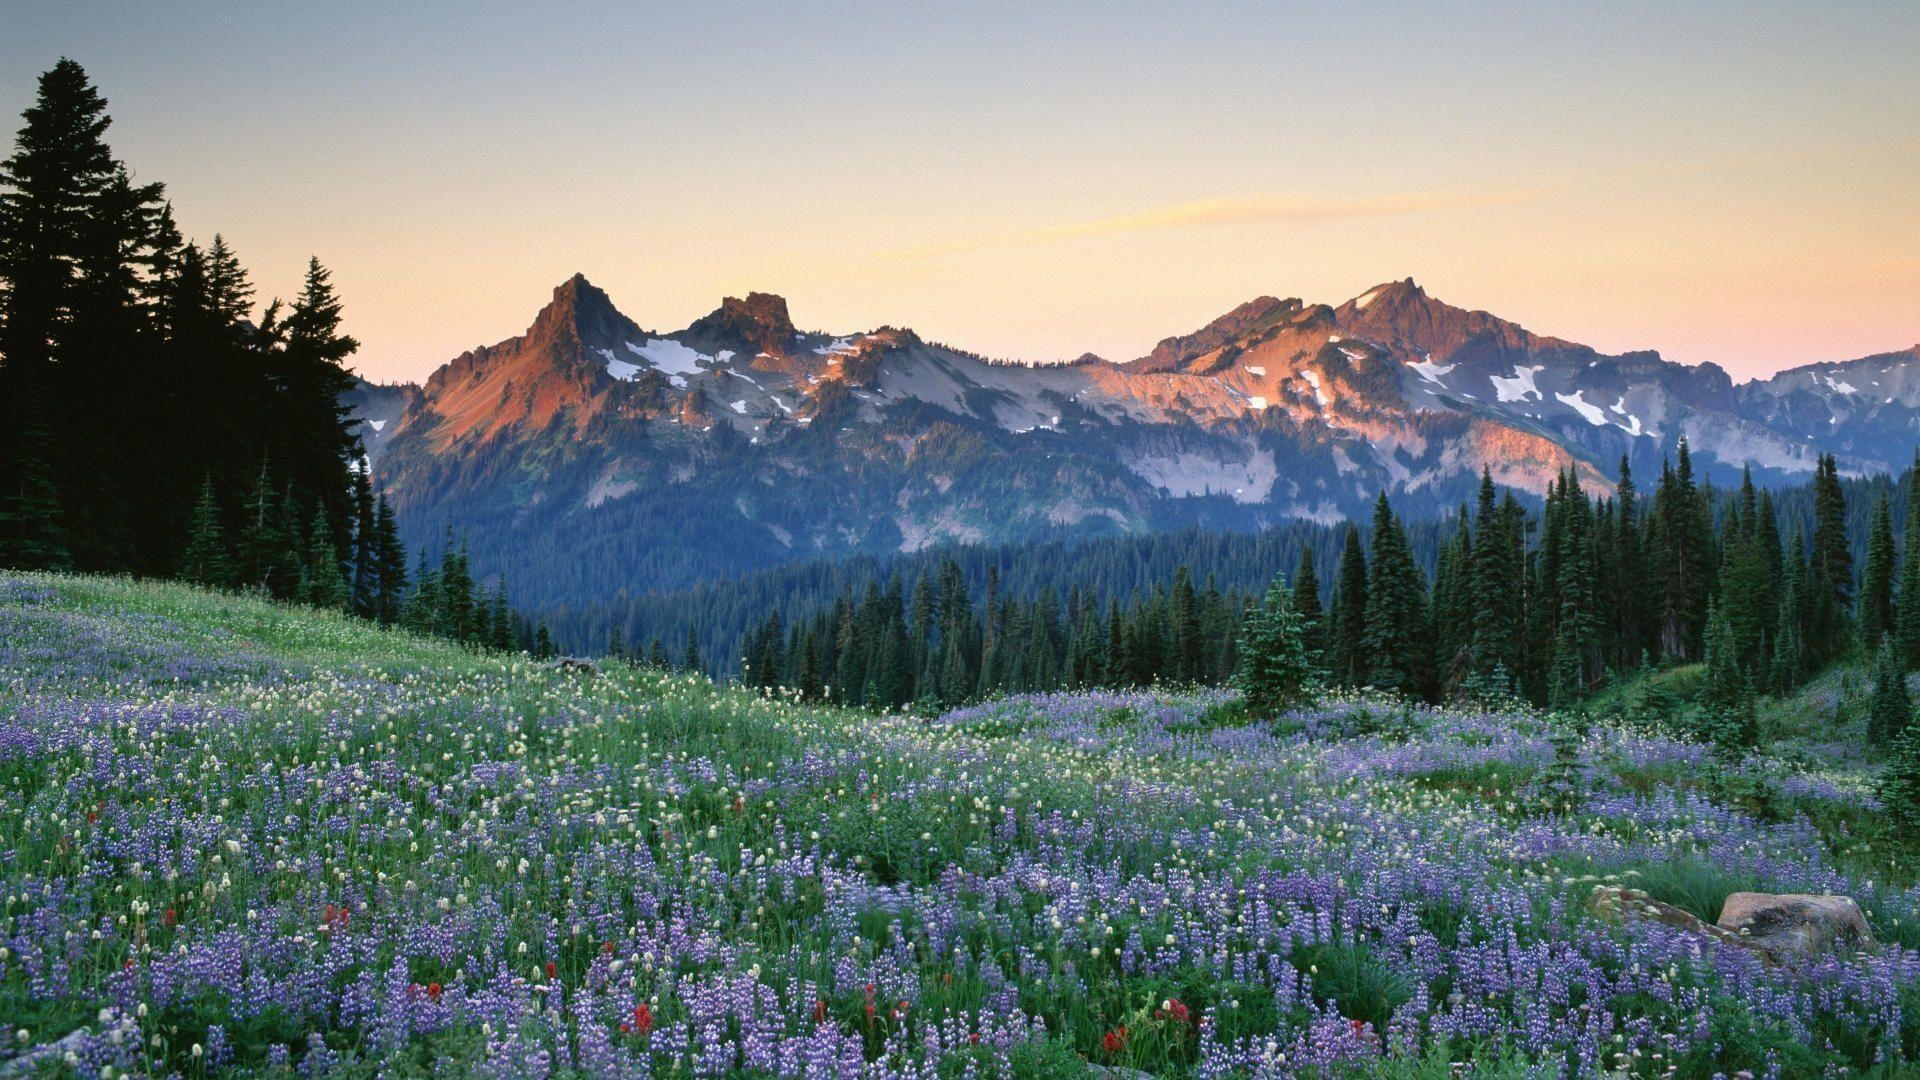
[1902,453,1920,670]
[684,623,703,674]
[1292,544,1324,671]
[1869,634,1912,749]
[1862,490,1897,649]
[1361,493,1431,697]
[302,502,347,610]
[1697,600,1757,752]
[1233,575,1315,717]
[1328,523,1369,686]
[1808,452,1853,662]
[179,473,231,588]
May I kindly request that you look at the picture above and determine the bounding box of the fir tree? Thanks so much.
[1292,544,1324,670]
[1809,453,1853,662]
[1329,522,1369,686]
[1697,600,1756,752]
[1769,530,1809,693]
[1861,491,1897,649]
[1233,575,1315,717]
[372,492,407,625]
[180,473,231,587]
[0,377,70,569]
[1899,451,1920,669]
[1879,727,1920,829]
[1869,634,1912,749]
[302,502,347,610]
[1361,493,1431,697]
[683,623,703,674]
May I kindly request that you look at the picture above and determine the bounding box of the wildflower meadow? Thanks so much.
[2,573,1917,1077]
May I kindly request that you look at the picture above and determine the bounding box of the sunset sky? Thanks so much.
[5,0,1917,384]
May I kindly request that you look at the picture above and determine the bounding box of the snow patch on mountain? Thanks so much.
[627,338,708,376]
[1300,371,1329,407]
[1122,445,1277,503]
[1555,389,1607,426]
[1408,354,1455,387]
[1490,365,1545,403]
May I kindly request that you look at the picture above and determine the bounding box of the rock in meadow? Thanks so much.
[1716,892,1874,962]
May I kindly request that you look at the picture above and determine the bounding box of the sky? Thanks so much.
[4,0,1918,384]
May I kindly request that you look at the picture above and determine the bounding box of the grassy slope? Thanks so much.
[3,574,1918,1077]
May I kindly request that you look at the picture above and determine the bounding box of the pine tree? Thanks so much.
[1652,440,1714,662]
[534,620,554,659]
[1869,634,1912,749]
[1361,493,1431,698]
[489,584,513,651]
[1901,453,1920,670]
[180,473,231,587]
[1431,513,1473,695]
[1769,530,1809,693]
[302,502,347,610]
[1697,599,1757,752]
[349,468,378,619]
[1329,523,1369,686]
[1809,453,1853,662]
[1233,575,1315,717]
[684,623,703,674]
[1292,544,1324,670]
[1861,491,1897,649]
[0,377,70,569]
[1468,470,1524,685]
[1610,457,1649,671]
[372,492,407,625]
[1549,471,1602,704]
[1879,726,1920,828]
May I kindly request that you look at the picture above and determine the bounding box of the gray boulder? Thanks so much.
[1716,892,1873,963]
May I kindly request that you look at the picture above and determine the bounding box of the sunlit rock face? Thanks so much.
[350,275,1916,604]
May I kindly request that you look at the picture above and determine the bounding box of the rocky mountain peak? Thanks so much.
[1130,295,1295,373]
[686,291,798,356]
[527,273,637,347]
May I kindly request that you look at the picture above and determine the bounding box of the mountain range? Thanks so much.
[351,275,1919,607]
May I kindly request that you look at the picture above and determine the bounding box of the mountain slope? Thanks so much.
[358,276,1916,606]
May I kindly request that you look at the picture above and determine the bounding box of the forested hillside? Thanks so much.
[544,453,1917,717]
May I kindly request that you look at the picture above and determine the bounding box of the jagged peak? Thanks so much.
[1343,277,1426,312]
[526,273,632,343]
[1130,295,1297,372]
[684,291,799,355]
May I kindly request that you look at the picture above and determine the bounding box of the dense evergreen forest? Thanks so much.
[0,60,520,649]
[556,449,1918,718]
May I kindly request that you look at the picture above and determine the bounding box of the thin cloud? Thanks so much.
[888,187,1549,262]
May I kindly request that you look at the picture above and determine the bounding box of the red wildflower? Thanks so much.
[162,908,177,928]
[1155,998,1192,1024]
[813,999,828,1024]
[1103,1026,1129,1054]
[427,982,442,1001]
[632,1003,654,1036]
[863,983,876,1021]
[545,961,557,981]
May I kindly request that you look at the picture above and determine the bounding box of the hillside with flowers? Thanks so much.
[3,572,1919,1077]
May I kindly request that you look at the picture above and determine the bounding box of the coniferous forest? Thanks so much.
[553,450,1916,728]
[0,60,518,648]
